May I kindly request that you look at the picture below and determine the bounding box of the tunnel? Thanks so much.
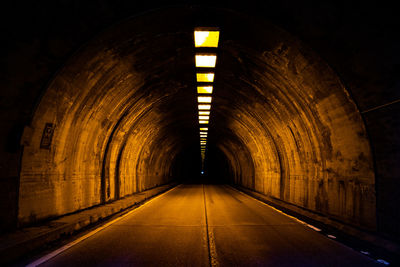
[1,2,400,266]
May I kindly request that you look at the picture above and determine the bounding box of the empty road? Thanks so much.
[33,184,378,266]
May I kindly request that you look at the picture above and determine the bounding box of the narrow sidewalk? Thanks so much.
[0,183,177,265]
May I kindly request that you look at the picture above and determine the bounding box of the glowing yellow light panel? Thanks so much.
[198,96,212,103]
[200,127,208,131]
[198,104,211,110]
[199,111,210,115]
[199,115,209,120]
[194,31,220,47]
[196,73,214,82]
[199,120,209,124]
[197,86,213,94]
[195,54,217,68]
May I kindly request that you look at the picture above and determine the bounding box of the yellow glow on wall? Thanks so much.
[199,111,210,115]
[198,104,211,110]
[194,31,219,47]
[196,73,214,82]
[197,86,213,94]
[199,115,209,120]
[199,120,209,124]
[198,96,212,103]
[195,54,216,68]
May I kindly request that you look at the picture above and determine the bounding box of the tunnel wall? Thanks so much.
[214,35,376,230]
[18,34,178,225]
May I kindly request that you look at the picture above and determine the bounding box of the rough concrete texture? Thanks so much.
[1,2,399,242]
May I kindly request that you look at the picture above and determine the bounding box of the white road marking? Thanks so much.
[26,186,179,267]
[376,259,390,265]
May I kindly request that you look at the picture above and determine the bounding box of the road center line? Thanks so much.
[203,184,219,267]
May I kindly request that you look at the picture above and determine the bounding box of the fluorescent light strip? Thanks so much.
[195,54,217,68]
[197,86,213,94]
[196,73,214,82]
[199,115,209,120]
[200,127,208,131]
[198,104,211,110]
[199,111,210,115]
[198,96,212,103]
[199,120,209,124]
[194,31,219,47]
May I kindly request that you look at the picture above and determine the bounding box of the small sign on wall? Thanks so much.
[40,123,55,149]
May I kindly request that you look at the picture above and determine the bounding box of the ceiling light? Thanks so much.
[194,31,219,47]
[195,54,216,68]
[198,96,212,103]
[199,115,209,120]
[196,73,214,82]
[199,120,209,124]
[197,86,213,94]
[199,111,210,115]
[198,104,211,110]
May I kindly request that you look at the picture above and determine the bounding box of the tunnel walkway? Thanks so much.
[29,185,377,266]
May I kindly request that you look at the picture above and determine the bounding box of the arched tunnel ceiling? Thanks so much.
[17,6,377,232]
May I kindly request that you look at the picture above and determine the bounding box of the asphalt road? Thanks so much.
[35,184,378,266]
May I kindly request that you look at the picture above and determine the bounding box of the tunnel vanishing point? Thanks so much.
[1,2,400,263]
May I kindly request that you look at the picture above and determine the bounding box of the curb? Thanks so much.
[0,183,177,265]
[233,185,400,259]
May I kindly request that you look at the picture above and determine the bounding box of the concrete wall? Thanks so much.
[17,26,180,225]
[211,24,376,229]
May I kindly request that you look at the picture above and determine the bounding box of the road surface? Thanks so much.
[34,184,378,266]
